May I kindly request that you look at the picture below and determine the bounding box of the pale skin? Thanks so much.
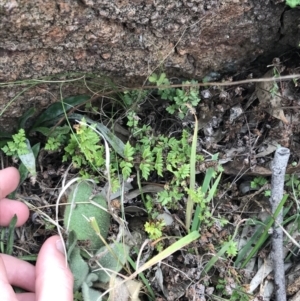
[0,167,73,301]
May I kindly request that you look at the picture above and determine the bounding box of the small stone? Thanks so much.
[101,53,111,60]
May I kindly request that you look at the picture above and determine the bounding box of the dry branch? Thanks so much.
[270,147,290,301]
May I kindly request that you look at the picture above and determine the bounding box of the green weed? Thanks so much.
[1,73,228,301]
[216,279,250,301]
[251,176,271,196]
[149,72,200,119]
[286,0,300,8]
[1,129,28,156]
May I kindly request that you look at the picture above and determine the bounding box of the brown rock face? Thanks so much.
[0,0,299,127]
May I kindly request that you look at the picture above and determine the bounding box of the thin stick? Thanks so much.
[270,147,290,301]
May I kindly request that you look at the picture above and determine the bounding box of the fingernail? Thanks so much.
[56,238,65,255]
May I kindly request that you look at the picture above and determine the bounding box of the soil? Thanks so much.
[4,51,300,301]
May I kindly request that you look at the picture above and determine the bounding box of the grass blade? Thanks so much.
[240,194,288,269]
[135,231,200,275]
[185,114,198,230]
[191,168,222,232]
[6,215,18,255]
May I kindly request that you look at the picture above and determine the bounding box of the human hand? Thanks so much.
[0,167,73,301]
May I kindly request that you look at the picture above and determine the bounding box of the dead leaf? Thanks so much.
[109,276,142,301]
[256,69,288,124]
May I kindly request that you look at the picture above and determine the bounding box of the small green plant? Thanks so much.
[230,289,251,301]
[121,89,148,107]
[286,0,300,8]
[144,219,166,240]
[120,141,135,179]
[1,75,227,301]
[44,125,70,151]
[1,128,28,156]
[64,181,131,301]
[149,72,201,119]
[63,121,105,171]
[39,74,207,214]
[285,174,300,194]
[67,233,130,301]
[91,242,129,283]
[250,176,268,189]
[0,215,17,255]
[74,291,83,301]
[251,176,271,196]
[2,129,39,181]
[123,122,204,208]
[186,186,214,225]
[64,181,110,250]
[216,279,250,301]
[225,239,238,257]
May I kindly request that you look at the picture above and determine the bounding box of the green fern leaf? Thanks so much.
[142,147,152,160]
[124,142,135,161]
[155,149,163,177]
[140,162,151,180]
[120,161,133,179]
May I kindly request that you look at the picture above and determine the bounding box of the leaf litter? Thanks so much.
[3,56,300,300]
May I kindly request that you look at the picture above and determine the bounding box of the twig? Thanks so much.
[270,147,290,301]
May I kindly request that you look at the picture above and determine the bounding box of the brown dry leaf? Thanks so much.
[256,69,288,124]
[287,276,300,297]
[109,276,142,301]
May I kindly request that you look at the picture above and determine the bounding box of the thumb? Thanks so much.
[0,256,18,301]
[35,236,73,301]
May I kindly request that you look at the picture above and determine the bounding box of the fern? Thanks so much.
[140,162,152,180]
[174,164,190,180]
[154,148,163,177]
[2,129,28,156]
[144,220,165,240]
[45,125,70,151]
[63,121,104,169]
[120,160,133,179]
[157,188,184,206]
[123,141,135,161]
[119,142,135,179]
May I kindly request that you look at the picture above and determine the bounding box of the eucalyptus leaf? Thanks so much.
[31,95,90,130]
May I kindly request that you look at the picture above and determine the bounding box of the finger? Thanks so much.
[0,254,35,292]
[16,293,35,301]
[36,236,73,301]
[0,199,29,227]
[0,167,20,199]
[0,255,19,301]
[0,167,28,227]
